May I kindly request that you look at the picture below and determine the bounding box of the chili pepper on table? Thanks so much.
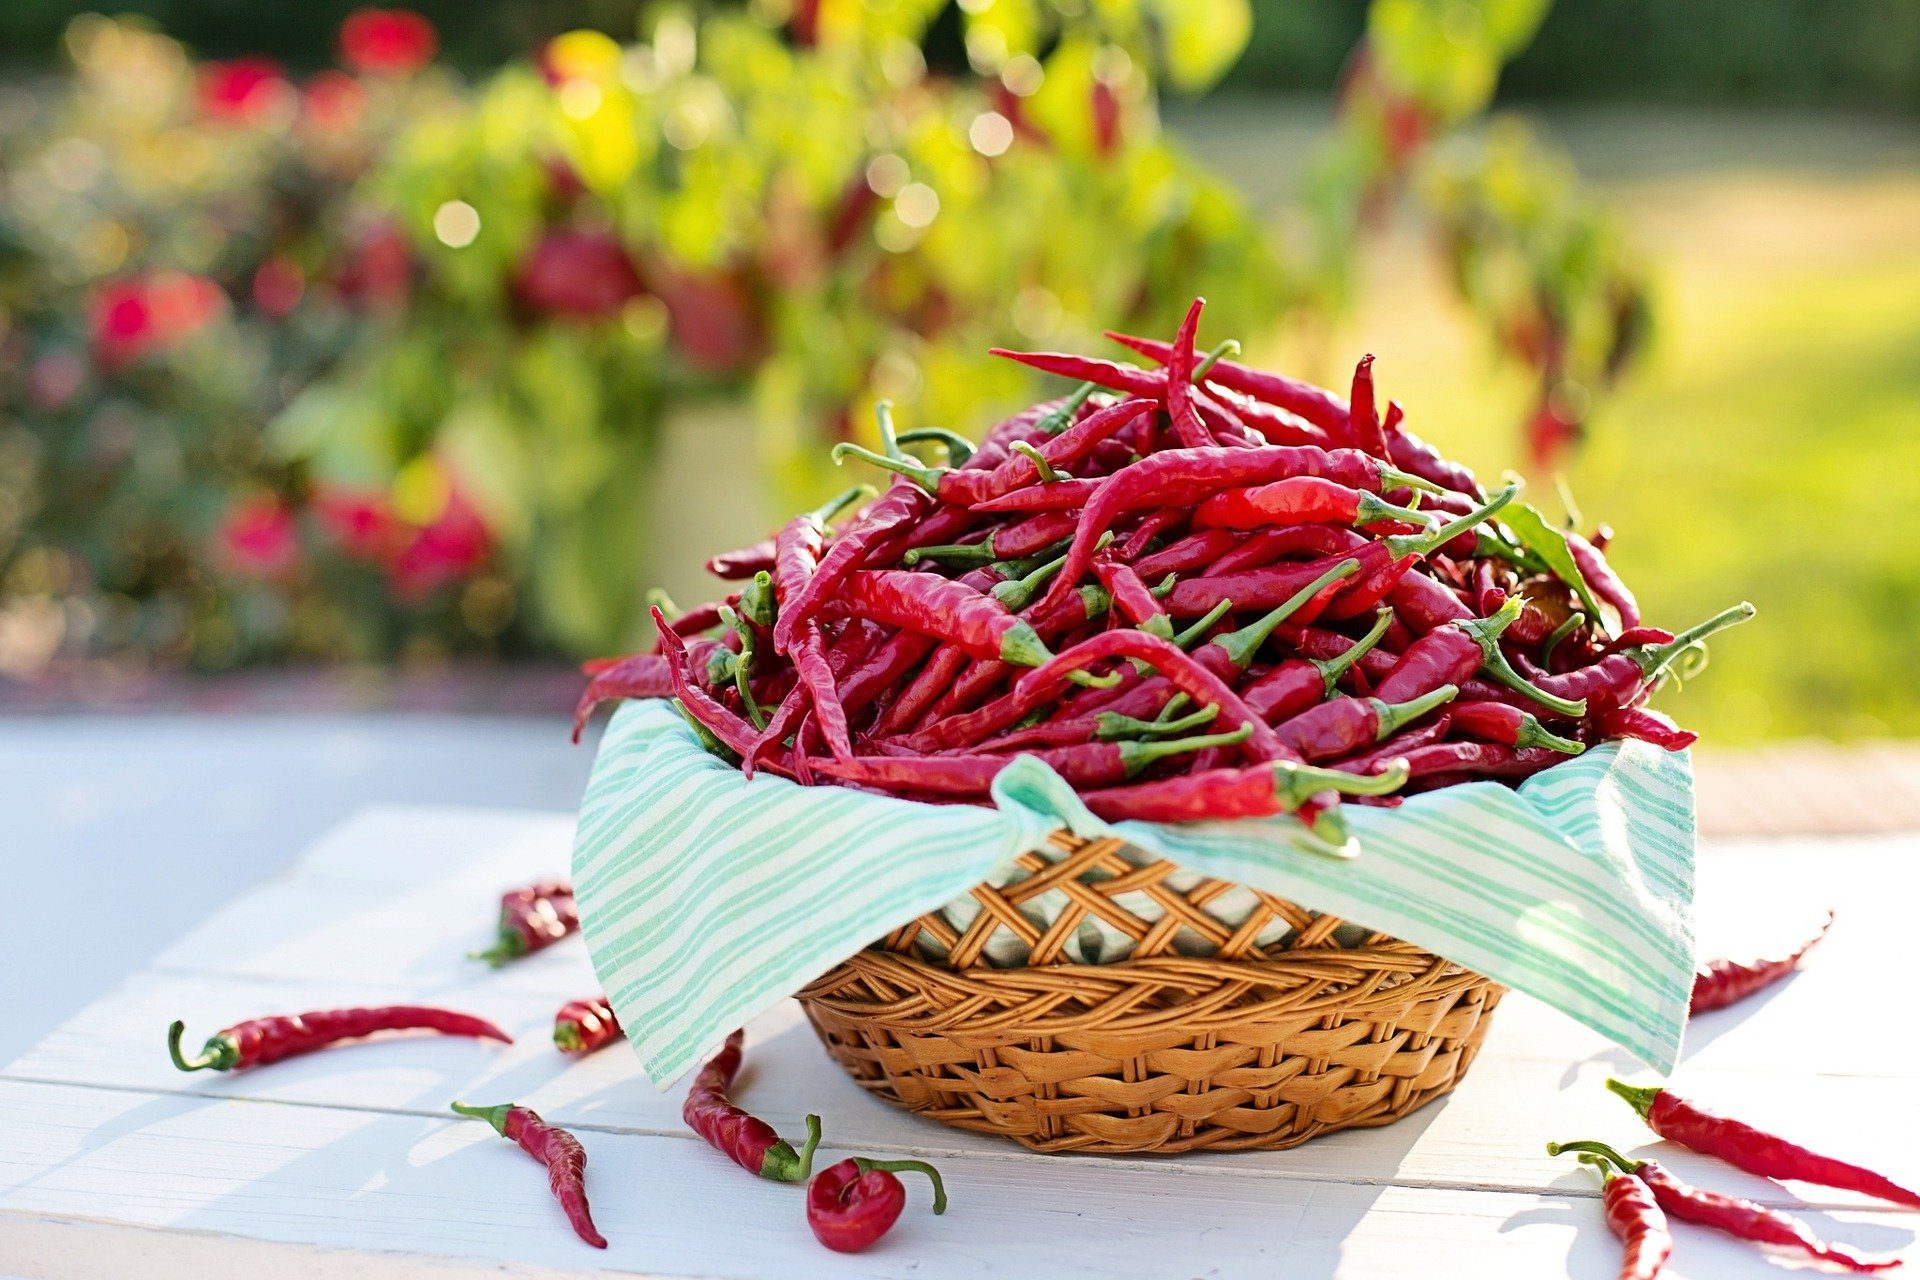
[1449,700,1586,754]
[683,1030,823,1182]
[451,1102,607,1249]
[168,1006,510,1072]
[471,878,579,966]
[1692,910,1834,1014]
[1272,685,1459,762]
[1576,1154,1673,1280]
[1606,1078,1920,1208]
[553,996,623,1056]
[1242,609,1395,723]
[1194,475,1431,531]
[1551,1141,1898,1273]
[807,1157,948,1253]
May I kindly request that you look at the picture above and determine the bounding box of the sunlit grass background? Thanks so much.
[1172,104,1920,743]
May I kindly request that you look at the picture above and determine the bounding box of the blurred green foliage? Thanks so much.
[4,0,1916,111]
[0,0,1645,677]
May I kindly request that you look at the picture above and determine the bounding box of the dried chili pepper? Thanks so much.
[573,651,672,741]
[553,996,623,1056]
[1689,910,1835,1014]
[1606,1079,1920,1209]
[683,1030,822,1182]
[168,1006,510,1072]
[472,879,578,966]
[451,1102,607,1249]
[807,1157,948,1253]
[1551,1141,1897,1273]
[1567,528,1641,628]
[810,725,1251,797]
[1577,1154,1673,1280]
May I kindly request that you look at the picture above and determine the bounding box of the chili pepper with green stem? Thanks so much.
[838,570,1051,666]
[774,478,932,656]
[471,879,578,966]
[903,511,1077,566]
[451,1102,607,1249]
[683,1030,823,1182]
[1194,475,1431,531]
[1448,701,1585,754]
[1588,696,1698,752]
[1576,1154,1672,1280]
[1606,1077,1920,1209]
[810,726,1251,797]
[807,1157,947,1253]
[967,476,1104,514]
[1692,910,1833,1014]
[553,996,623,1056]
[1081,758,1408,828]
[1519,603,1756,708]
[168,1006,511,1072]
[1567,527,1641,628]
[1551,1140,1895,1273]
[1369,597,1587,718]
[1273,685,1459,762]
[1241,609,1394,723]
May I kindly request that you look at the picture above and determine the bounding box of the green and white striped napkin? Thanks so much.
[574,698,1696,1086]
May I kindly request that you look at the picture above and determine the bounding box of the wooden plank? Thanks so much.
[3,1081,1909,1280]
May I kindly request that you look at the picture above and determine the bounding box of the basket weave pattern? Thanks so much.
[798,831,1503,1154]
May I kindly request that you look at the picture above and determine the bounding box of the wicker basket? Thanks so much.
[797,829,1503,1155]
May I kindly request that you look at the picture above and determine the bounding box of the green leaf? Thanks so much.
[1500,502,1618,635]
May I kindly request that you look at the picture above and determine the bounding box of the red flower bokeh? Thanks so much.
[512,229,645,321]
[199,58,293,125]
[252,258,306,318]
[338,9,439,76]
[302,69,368,134]
[391,488,492,599]
[335,219,415,310]
[218,494,300,579]
[89,273,226,367]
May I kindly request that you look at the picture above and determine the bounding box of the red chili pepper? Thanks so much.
[1567,527,1642,628]
[1204,524,1365,576]
[1691,910,1834,1014]
[472,879,578,966]
[1449,700,1586,754]
[451,1102,607,1249]
[572,652,672,741]
[1135,529,1243,579]
[553,996,623,1056]
[1242,609,1394,722]
[168,1006,510,1072]
[1189,560,1362,681]
[1370,597,1588,718]
[839,398,1151,506]
[1606,1078,1920,1209]
[656,608,786,767]
[807,1157,947,1253]
[1578,1155,1673,1280]
[1093,553,1173,635]
[1590,697,1698,752]
[773,479,933,656]
[1348,354,1391,457]
[683,1031,822,1182]
[1104,330,1350,437]
[810,725,1250,797]
[1383,739,1566,783]
[706,536,779,580]
[1081,758,1407,825]
[1194,475,1430,530]
[1164,298,1212,448]
[1273,685,1459,762]
[1521,602,1756,707]
[968,476,1104,513]
[1551,1140,1897,1273]
[838,570,1050,666]
[1116,507,1186,559]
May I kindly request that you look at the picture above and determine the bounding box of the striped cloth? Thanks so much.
[574,699,1696,1087]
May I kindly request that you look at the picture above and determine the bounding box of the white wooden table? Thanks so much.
[2,805,1914,1279]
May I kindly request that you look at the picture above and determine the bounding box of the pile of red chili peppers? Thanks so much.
[578,300,1753,842]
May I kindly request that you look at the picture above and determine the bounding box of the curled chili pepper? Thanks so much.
[168,1006,510,1072]
[807,1157,948,1253]
[1578,1154,1673,1280]
[452,1102,607,1249]
[1551,1140,1899,1273]
[1692,910,1834,1014]
[683,1030,823,1182]
[471,878,579,967]
[553,995,623,1056]
[1606,1078,1920,1209]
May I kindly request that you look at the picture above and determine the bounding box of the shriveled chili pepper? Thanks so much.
[1577,1154,1672,1280]
[1103,330,1350,437]
[1449,700,1585,753]
[572,651,672,741]
[451,1102,607,1249]
[814,726,1252,798]
[838,569,1050,666]
[838,398,1151,507]
[1273,685,1459,762]
[1567,528,1642,628]
[1519,603,1756,708]
[1691,910,1835,1014]
[1606,1078,1920,1209]
[1163,297,1212,448]
[656,609,789,769]
[1081,757,1408,826]
[168,1006,510,1072]
[968,475,1104,514]
[1194,475,1431,531]
[1347,354,1391,457]
[553,996,623,1056]
[683,1030,822,1182]
[1551,1141,1897,1274]
[807,1157,948,1253]
[472,878,579,966]
[1242,609,1394,723]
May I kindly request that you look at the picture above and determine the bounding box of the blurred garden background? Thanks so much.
[1,0,1915,742]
